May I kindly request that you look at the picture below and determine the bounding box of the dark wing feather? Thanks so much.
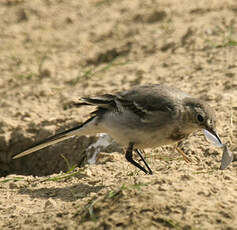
[74,85,188,120]
[74,94,117,109]
[116,85,178,116]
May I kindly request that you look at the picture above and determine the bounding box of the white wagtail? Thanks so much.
[12,84,221,174]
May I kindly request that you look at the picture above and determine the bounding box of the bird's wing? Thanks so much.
[76,85,180,124]
[115,85,178,119]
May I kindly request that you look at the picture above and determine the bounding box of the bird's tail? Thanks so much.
[12,116,96,159]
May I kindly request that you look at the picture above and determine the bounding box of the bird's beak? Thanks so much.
[203,127,223,147]
[208,128,222,144]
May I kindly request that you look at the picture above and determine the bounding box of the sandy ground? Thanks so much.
[0,0,237,229]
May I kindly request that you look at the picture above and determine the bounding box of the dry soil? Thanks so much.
[0,0,237,229]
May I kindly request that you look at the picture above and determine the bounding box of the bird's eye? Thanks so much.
[197,114,204,123]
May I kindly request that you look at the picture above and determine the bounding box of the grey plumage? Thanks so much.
[12,84,219,174]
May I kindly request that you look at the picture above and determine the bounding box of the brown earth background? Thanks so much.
[0,0,237,229]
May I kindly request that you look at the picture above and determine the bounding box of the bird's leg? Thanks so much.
[125,143,149,174]
[135,149,153,175]
[175,142,192,163]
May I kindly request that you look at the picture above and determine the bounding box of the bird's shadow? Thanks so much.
[17,182,104,202]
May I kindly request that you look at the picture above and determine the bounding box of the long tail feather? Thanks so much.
[12,117,95,159]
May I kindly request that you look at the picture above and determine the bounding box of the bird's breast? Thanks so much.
[169,127,187,141]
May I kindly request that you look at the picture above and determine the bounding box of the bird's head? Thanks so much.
[184,98,221,143]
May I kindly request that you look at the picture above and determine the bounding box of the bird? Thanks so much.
[12,84,220,175]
